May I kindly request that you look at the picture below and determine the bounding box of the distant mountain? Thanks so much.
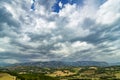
[0,63,11,67]
[11,61,109,68]
[110,62,120,66]
[73,61,109,67]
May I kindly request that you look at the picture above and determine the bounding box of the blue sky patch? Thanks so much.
[52,0,84,13]
[52,0,107,13]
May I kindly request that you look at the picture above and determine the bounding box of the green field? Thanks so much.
[1,66,120,80]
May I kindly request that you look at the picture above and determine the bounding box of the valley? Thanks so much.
[1,65,120,80]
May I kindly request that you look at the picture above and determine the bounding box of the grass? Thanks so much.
[0,73,16,80]
[47,70,75,77]
[18,73,59,80]
[115,72,120,78]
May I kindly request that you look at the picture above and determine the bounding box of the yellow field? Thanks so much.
[115,73,120,78]
[0,73,16,80]
[47,70,75,77]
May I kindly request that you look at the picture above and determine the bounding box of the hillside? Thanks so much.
[0,73,16,80]
[11,61,109,68]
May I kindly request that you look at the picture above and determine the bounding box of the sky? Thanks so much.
[0,0,120,64]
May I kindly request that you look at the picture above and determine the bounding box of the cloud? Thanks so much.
[96,0,120,24]
[2,59,19,64]
[50,41,94,58]
[0,48,5,52]
[0,0,120,63]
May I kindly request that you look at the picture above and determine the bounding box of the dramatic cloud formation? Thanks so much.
[0,0,120,64]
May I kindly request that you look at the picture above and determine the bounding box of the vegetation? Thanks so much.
[0,73,16,80]
[1,66,120,80]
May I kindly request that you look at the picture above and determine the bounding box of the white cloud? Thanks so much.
[72,41,94,49]
[50,35,63,42]
[3,59,19,64]
[0,48,5,52]
[58,3,93,38]
[0,0,120,62]
[0,37,13,52]
[50,42,70,57]
[59,4,76,17]
[96,0,120,24]
[30,58,50,62]
[50,41,94,57]
[19,34,31,42]
[59,1,63,8]
[0,37,10,44]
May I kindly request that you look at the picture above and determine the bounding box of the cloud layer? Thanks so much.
[0,0,120,64]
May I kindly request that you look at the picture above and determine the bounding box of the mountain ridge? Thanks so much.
[10,61,109,68]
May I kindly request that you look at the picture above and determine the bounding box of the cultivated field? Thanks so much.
[1,66,120,80]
